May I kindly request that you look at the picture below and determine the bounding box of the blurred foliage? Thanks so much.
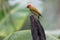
[0,0,60,40]
[0,0,29,38]
[3,30,60,40]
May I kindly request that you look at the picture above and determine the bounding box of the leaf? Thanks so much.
[0,1,29,36]
[4,30,59,40]
[0,7,29,37]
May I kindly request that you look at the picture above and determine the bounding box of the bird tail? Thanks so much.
[38,15,42,19]
[39,14,42,17]
[38,13,42,17]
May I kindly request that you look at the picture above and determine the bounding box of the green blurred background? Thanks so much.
[0,0,60,40]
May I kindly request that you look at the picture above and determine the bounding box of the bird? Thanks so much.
[27,4,42,19]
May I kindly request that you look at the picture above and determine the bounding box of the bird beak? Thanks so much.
[27,6,29,8]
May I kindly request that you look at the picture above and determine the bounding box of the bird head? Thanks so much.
[27,4,32,8]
